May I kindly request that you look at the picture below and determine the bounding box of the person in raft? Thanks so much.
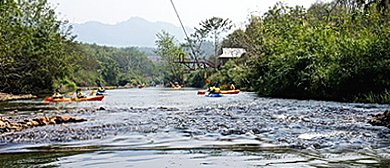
[52,89,64,99]
[173,82,180,87]
[208,84,221,96]
[97,86,105,93]
[76,89,86,98]
[229,83,235,90]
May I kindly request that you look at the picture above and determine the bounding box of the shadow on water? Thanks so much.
[0,150,91,168]
[0,100,64,113]
[1,87,390,167]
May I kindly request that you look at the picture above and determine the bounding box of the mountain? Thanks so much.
[71,17,193,48]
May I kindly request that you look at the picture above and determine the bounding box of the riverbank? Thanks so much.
[0,93,37,102]
[0,85,136,102]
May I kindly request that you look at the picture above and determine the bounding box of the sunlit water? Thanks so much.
[1,87,390,167]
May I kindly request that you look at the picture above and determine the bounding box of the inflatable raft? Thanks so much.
[43,95,105,102]
[197,90,240,95]
[205,94,223,97]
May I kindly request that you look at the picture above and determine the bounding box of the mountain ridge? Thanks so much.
[72,17,193,48]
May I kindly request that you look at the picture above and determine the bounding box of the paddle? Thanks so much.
[204,72,210,84]
[66,92,76,98]
[89,90,96,96]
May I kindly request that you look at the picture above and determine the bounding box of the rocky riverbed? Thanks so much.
[0,88,390,167]
[369,110,390,128]
[0,114,87,133]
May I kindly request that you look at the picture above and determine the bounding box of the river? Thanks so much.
[0,87,390,167]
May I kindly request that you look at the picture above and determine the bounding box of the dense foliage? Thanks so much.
[217,1,390,103]
[154,30,185,85]
[3,0,390,104]
[76,44,159,87]
[0,0,160,94]
[0,0,73,93]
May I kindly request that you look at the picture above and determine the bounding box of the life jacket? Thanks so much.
[52,92,63,98]
[214,87,221,93]
[76,91,85,98]
[98,87,105,92]
[208,87,215,92]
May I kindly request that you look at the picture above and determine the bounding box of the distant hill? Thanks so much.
[72,17,193,48]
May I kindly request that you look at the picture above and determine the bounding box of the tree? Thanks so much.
[0,0,73,93]
[198,17,233,57]
[218,0,390,103]
[155,30,185,84]
[181,27,208,69]
[100,58,120,86]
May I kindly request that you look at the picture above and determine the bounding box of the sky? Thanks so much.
[47,0,324,28]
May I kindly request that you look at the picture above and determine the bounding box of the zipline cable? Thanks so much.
[169,0,199,65]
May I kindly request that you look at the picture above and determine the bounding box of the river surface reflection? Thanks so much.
[1,87,390,167]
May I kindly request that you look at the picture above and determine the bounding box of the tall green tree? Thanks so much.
[0,0,73,93]
[155,30,185,84]
[198,17,233,57]
[181,27,208,69]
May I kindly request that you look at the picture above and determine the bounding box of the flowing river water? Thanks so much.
[0,87,390,167]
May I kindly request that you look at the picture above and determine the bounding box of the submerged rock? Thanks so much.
[368,110,390,128]
[0,115,87,133]
[0,92,37,101]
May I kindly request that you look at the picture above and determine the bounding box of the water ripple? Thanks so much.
[1,87,390,167]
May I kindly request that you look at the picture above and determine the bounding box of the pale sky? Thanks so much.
[47,0,323,28]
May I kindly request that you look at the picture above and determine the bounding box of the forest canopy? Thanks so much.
[2,0,390,104]
[214,0,390,103]
[0,0,160,94]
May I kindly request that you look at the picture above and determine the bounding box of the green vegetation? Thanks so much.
[0,0,160,94]
[215,1,390,103]
[198,17,233,58]
[2,0,390,104]
[78,44,160,87]
[0,0,73,93]
[163,0,390,104]
[155,30,185,85]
